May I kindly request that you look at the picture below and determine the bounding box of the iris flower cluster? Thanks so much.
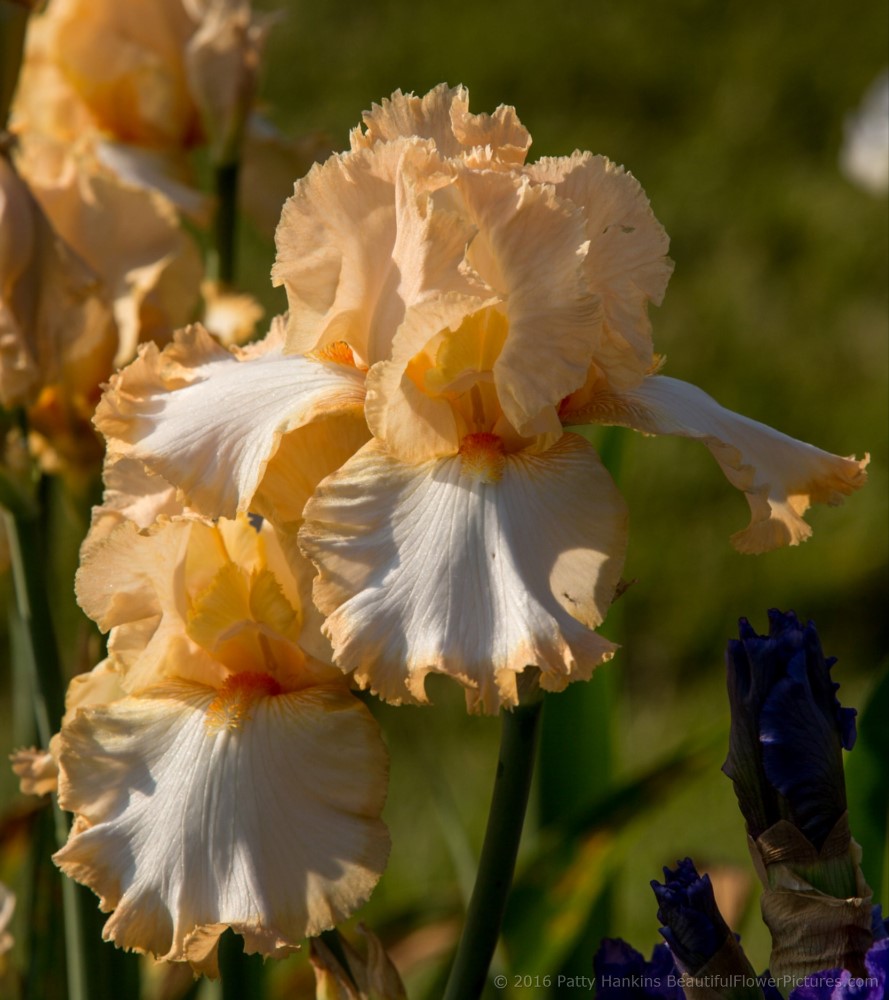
[31,87,868,971]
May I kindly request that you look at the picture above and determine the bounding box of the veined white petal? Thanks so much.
[575,375,868,553]
[95,323,367,518]
[300,434,627,713]
[54,680,389,976]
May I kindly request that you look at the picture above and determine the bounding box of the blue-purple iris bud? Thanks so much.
[652,858,733,974]
[722,609,856,850]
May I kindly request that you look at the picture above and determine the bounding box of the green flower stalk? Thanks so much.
[722,611,873,992]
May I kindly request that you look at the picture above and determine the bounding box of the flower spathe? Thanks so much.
[56,513,389,974]
[95,85,868,713]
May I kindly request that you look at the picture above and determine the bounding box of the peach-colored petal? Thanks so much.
[184,0,263,163]
[300,434,626,713]
[455,170,601,436]
[364,294,504,463]
[10,747,58,797]
[46,0,201,149]
[527,152,672,388]
[570,374,869,552]
[81,454,183,562]
[351,84,530,165]
[54,679,389,975]
[200,279,264,346]
[17,138,203,366]
[77,513,334,691]
[0,155,116,412]
[95,322,367,519]
[273,139,475,365]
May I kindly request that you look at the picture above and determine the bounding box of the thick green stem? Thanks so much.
[219,928,265,1000]
[443,700,543,1000]
[210,160,240,286]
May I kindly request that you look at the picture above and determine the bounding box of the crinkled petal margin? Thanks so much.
[95,322,367,518]
[568,374,868,553]
[54,680,389,976]
[299,434,627,713]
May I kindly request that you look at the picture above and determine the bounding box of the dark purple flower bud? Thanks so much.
[651,858,732,974]
[722,610,857,850]
[592,938,684,998]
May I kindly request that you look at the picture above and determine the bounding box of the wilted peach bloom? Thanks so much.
[54,512,389,974]
[94,86,867,713]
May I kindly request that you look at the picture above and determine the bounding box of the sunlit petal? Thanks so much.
[351,83,530,165]
[54,679,389,975]
[95,321,367,518]
[273,139,474,365]
[571,375,868,552]
[527,151,672,387]
[456,170,601,436]
[300,435,626,713]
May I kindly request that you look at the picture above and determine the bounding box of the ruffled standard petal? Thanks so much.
[95,321,368,519]
[569,375,868,553]
[273,139,475,365]
[527,152,672,388]
[455,170,601,437]
[351,84,531,165]
[54,679,389,975]
[300,434,627,713]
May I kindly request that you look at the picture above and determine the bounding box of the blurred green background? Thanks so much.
[2,0,887,997]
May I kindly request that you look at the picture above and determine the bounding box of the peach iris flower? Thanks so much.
[96,86,867,714]
[53,510,389,974]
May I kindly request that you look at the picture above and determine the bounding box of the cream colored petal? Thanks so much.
[576,375,868,553]
[351,84,530,165]
[527,152,672,388]
[95,323,366,518]
[273,139,474,365]
[300,435,626,713]
[54,680,389,975]
[456,170,601,436]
